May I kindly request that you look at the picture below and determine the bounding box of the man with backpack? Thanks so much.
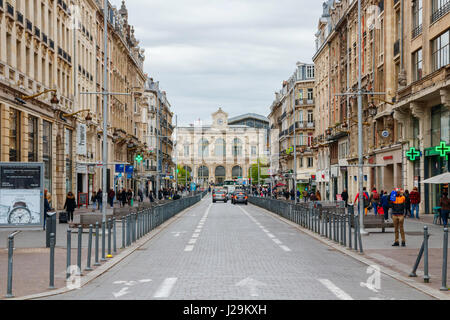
[369,188,380,215]
[354,187,370,215]
[391,189,407,247]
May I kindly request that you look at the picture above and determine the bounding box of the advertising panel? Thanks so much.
[0,163,44,227]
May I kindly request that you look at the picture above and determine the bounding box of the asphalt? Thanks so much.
[42,195,433,300]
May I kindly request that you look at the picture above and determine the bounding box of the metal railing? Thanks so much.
[249,196,363,252]
[431,1,450,24]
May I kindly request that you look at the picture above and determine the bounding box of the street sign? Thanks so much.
[381,130,390,138]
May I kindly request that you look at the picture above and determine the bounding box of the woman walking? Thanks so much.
[440,192,450,227]
[64,192,77,222]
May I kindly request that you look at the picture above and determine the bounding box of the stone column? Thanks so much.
[0,103,10,162]
[393,107,410,189]
[411,101,426,214]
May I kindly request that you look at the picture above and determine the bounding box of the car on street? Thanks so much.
[212,189,228,203]
[232,191,248,205]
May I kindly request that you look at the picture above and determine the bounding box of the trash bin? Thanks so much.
[46,212,57,248]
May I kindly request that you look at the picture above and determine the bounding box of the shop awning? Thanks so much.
[422,172,450,184]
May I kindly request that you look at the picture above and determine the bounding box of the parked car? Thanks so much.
[212,189,228,203]
[232,191,248,205]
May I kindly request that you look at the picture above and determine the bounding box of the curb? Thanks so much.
[11,196,209,300]
[251,203,450,300]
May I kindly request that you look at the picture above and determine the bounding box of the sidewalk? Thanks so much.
[359,214,449,294]
[0,194,190,299]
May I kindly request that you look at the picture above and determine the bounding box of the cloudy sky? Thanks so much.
[110,0,322,126]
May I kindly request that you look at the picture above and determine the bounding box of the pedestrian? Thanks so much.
[138,188,144,203]
[108,188,115,208]
[409,187,421,219]
[380,190,390,221]
[369,188,380,215]
[64,192,77,222]
[439,192,450,227]
[43,189,51,230]
[91,191,97,210]
[121,189,127,207]
[354,187,370,215]
[391,189,407,247]
[341,189,349,207]
[127,189,133,206]
[315,190,321,201]
[290,189,295,201]
[149,191,155,203]
[310,192,317,202]
[404,190,411,217]
[96,189,103,211]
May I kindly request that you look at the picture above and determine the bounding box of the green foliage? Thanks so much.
[248,158,269,185]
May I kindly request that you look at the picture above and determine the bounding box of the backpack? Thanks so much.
[389,190,397,202]
[363,194,370,208]
[372,192,380,201]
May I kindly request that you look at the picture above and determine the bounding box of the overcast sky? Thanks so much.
[110,0,322,126]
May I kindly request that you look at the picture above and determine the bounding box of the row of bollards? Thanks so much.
[409,226,449,290]
[4,194,205,298]
[289,205,363,253]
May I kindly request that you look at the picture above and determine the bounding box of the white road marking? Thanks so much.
[195,229,202,233]
[192,233,200,238]
[267,233,275,238]
[318,279,353,300]
[184,203,212,252]
[188,239,197,244]
[154,278,178,298]
[184,245,194,252]
[113,287,130,298]
[272,239,282,245]
[262,229,269,233]
[280,245,292,252]
[139,279,152,283]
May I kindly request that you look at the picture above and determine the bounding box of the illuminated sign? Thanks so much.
[406,147,421,161]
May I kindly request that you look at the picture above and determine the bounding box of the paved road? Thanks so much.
[44,195,433,300]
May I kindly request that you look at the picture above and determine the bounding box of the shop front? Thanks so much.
[424,147,450,214]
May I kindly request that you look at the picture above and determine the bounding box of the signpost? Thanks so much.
[0,163,44,228]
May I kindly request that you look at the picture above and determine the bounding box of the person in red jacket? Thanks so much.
[354,187,370,215]
[409,187,421,219]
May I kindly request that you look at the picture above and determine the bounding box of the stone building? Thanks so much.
[268,62,317,194]
[312,0,449,213]
[177,108,268,187]
[0,0,152,210]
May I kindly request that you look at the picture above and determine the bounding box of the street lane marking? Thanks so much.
[195,229,202,233]
[318,279,353,300]
[154,278,178,298]
[238,206,291,253]
[188,239,197,244]
[192,233,200,238]
[184,245,194,252]
[184,203,212,252]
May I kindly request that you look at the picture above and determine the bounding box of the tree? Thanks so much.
[248,158,269,186]
[177,165,191,185]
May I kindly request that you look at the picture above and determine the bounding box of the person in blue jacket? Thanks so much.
[380,190,390,221]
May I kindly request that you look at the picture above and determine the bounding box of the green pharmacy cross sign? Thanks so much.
[135,154,143,163]
[286,146,294,155]
[435,142,450,160]
[406,147,421,161]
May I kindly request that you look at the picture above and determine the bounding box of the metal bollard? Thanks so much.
[348,212,352,249]
[122,218,126,248]
[113,218,117,253]
[49,233,55,289]
[441,228,448,291]
[77,225,83,274]
[66,229,72,279]
[85,224,93,271]
[94,222,100,266]
[357,216,363,253]
[354,215,358,251]
[5,231,20,298]
[342,214,346,246]
[107,219,112,257]
[126,215,130,246]
[101,219,106,261]
[424,226,430,283]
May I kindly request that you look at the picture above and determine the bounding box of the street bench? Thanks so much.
[350,214,394,232]
[69,213,113,229]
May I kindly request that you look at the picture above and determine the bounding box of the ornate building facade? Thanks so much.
[177,108,268,187]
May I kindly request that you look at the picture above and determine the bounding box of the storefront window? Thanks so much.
[28,115,38,162]
[9,109,20,162]
[43,120,52,192]
[431,105,450,146]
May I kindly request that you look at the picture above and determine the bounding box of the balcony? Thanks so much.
[16,11,23,25]
[296,98,315,106]
[42,33,48,45]
[412,24,422,38]
[49,39,54,50]
[431,2,450,24]
[6,2,13,17]
[34,26,40,39]
[295,121,315,129]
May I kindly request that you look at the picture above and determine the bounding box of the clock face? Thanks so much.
[8,207,32,224]
[218,119,223,125]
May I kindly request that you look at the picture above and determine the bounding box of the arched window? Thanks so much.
[198,165,209,178]
[198,139,209,158]
[232,166,243,178]
[215,166,226,177]
[215,138,226,157]
[232,138,242,156]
